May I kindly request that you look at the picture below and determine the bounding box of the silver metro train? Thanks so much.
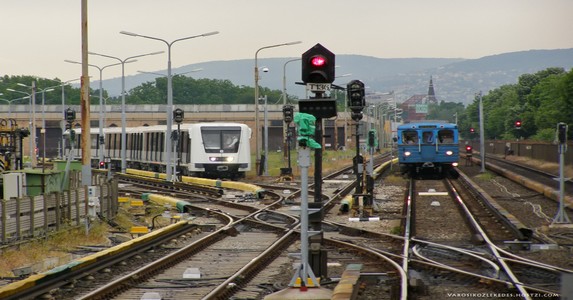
[67,122,251,179]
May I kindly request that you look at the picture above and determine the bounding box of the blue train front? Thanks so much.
[396,121,459,177]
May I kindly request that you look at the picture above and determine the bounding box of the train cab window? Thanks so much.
[402,131,418,144]
[202,131,221,152]
[423,131,434,144]
[438,129,454,143]
[223,133,240,152]
[201,128,241,153]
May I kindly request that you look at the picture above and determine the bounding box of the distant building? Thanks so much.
[400,77,439,122]
[366,91,394,104]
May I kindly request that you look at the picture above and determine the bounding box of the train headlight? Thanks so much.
[452,162,459,167]
[404,151,411,157]
[446,150,453,156]
[209,156,233,162]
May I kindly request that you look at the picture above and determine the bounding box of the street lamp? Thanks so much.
[39,87,55,172]
[35,77,82,161]
[89,50,164,173]
[281,58,301,160]
[55,78,82,158]
[137,68,203,78]
[120,30,219,181]
[7,85,36,167]
[282,58,301,105]
[65,59,125,165]
[254,41,302,175]
[0,95,29,117]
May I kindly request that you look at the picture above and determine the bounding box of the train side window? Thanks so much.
[423,131,433,144]
[438,130,454,143]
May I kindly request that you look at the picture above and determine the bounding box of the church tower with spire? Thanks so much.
[426,76,438,104]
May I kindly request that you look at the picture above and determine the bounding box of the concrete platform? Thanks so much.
[264,287,333,300]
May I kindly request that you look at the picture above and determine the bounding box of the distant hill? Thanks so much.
[100,48,573,105]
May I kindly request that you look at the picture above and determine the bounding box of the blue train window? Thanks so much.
[403,131,418,144]
[423,131,433,143]
[438,130,454,143]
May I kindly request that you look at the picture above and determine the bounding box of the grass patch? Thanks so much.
[246,149,356,179]
[475,172,496,181]
[383,174,406,184]
[390,226,402,235]
[0,224,111,277]
[114,208,137,230]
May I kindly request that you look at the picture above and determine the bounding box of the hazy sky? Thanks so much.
[1,0,572,83]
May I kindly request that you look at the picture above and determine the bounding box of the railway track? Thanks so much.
[2,151,572,299]
[406,177,566,299]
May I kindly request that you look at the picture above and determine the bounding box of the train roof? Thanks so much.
[397,121,457,130]
[69,122,251,135]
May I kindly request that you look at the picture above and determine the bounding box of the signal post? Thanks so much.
[266,43,337,299]
[296,43,337,283]
[552,122,570,225]
[298,44,338,280]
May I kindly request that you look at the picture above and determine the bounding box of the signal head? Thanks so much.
[347,80,366,112]
[557,122,567,144]
[515,120,522,129]
[65,107,76,123]
[301,43,335,84]
[173,108,184,124]
[282,104,294,123]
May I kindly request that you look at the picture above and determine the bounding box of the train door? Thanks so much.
[180,131,189,165]
[422,131,434,144]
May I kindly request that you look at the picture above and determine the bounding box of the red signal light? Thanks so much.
[470,128,475,133]
[310,55,326,67]
[465,145,473,152]
[515,120,522,127]
[99,161,105,168]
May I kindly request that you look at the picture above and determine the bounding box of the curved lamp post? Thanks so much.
[7,86,35,166]
[88,50,164,173]
[66,59,127,165]
[120,30,219,181]
[254,41,301,175]
[0,95,29,117]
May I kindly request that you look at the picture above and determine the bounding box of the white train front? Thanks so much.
[67,122,252,179]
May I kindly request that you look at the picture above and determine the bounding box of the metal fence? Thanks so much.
[0,171,117,243]
[465,140,573,166]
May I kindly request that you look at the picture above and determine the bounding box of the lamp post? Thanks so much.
[137,68,203,78]
[254,41,301,175]
[65,60,124,165]
[38,78,83,161]
[0,96,29,117]
[120,30,219,182]
[56,78,82,158]
[89,50,164,173]
[7,85,36,167]
[39,87,55,172]
[281,58,301,157]
[282,58,301,105]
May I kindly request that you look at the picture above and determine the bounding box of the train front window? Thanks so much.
[402,131,418,144]
[201,127,241,153]
[438,129,454,143]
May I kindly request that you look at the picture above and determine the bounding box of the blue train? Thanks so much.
[396,121,459,177]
